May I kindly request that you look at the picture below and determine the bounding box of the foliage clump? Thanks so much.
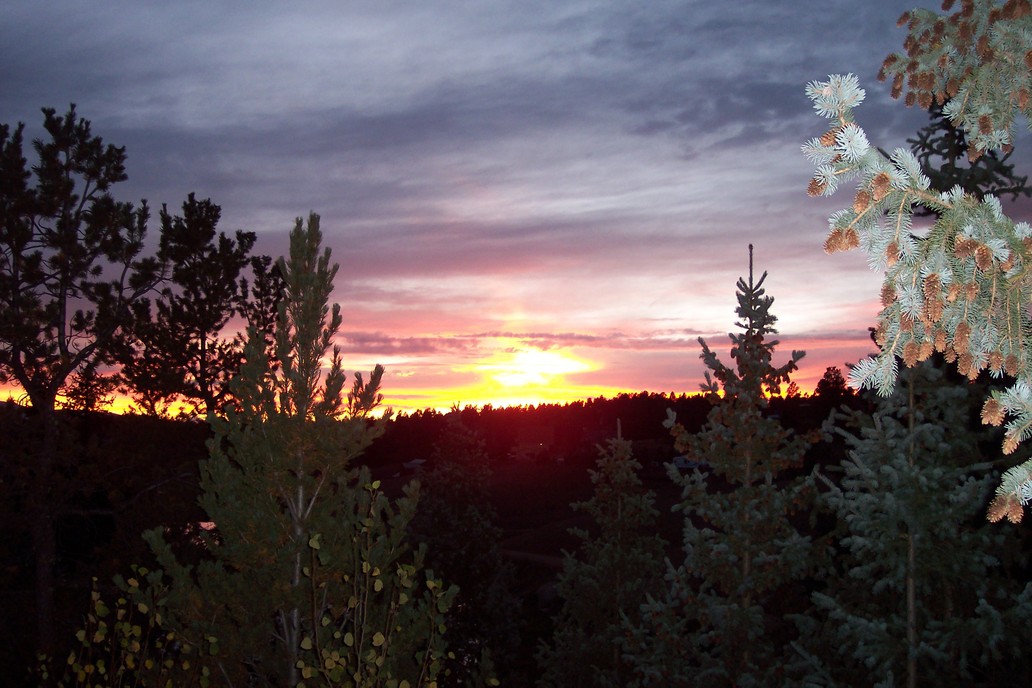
[803,0,1032,517]
[36,567,218,688]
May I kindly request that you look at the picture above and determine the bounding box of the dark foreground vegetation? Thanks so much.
[5,361,1032,687]
[0,385,851,686]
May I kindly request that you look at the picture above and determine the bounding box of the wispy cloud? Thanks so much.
[3,1,1029,413]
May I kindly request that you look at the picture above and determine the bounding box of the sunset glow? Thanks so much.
[4,1,1030,420]
[361,339,634,413]
[0,324,880,417]
[474,345,593,388]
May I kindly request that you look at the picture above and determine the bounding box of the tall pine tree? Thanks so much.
[143,214,455,687]
[793,361,1032,688]
[537,434,667,688]
[0,105,162,655]
[117,194,284,419]
[626,246,816,687]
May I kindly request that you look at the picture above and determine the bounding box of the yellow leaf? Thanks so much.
[372,632,385,647]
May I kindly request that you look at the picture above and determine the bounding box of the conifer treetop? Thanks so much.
[802,0,1032,519]
[274,213,346,420]
[698,244,805,402]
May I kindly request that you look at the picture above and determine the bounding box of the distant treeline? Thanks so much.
[366,383,859,472]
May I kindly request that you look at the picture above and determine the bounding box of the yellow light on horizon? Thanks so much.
[372,342,616,413]
[480,347,592,388]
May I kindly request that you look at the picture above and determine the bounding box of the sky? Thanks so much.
[3,1,1031,414]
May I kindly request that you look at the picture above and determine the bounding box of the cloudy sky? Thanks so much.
[4,1,1030,413]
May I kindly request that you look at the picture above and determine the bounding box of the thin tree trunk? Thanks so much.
[740,444,753,679]
[285,441,306,688]
[906,530,917,688]
[33,407,59,656]
[906,378,918,688]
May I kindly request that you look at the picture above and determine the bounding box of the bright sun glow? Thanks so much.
[361,342,620,413]
[480,347,592,387]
